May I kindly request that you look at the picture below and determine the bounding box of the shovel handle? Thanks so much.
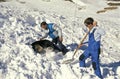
[72,30,90,58]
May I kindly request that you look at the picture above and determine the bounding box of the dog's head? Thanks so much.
[33,44,43,53]
[31,40,55,54]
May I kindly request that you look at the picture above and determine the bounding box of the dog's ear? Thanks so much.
[31,42,35,46]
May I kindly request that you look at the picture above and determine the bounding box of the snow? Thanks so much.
[0,0,120,79]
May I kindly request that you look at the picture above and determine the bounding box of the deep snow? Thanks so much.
[0,0,120,79]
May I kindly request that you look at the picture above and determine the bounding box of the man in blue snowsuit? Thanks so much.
[40,22,68,55]
[79,17,105,79]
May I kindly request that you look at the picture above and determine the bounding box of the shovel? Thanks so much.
[62,30,90,64]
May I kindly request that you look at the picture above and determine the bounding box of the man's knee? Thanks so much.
[92,62,97,70]
[79,54,85,61]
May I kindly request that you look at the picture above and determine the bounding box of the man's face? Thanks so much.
[41,24,47,30]
[85,23,93,29]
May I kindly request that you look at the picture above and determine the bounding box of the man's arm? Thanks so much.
[53,24,63,42]
[40,29,49,40]
[94,27,106,41]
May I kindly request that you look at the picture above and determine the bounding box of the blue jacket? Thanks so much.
[47,23,56,39]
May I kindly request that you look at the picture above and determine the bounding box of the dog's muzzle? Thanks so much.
[34,44,43,53]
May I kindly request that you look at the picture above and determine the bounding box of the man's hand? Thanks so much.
[59,37,63,42]
[39,38,44,41]
[78,44,83,48]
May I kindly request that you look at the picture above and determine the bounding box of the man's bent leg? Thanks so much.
[79,50,90,67]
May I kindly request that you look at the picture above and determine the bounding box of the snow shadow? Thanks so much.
[71,58,92,67]
[0,13,8,28]
[25,16,36,26]
[53,53,63,61]
[0,61,7,74]
[66,43,87,51]
[101,61,120,77]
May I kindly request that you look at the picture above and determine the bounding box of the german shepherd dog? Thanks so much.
[31,40,60,54]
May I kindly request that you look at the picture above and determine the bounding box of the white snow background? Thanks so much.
[0,0,120,79]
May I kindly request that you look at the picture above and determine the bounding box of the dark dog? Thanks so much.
[31,40,60,53]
